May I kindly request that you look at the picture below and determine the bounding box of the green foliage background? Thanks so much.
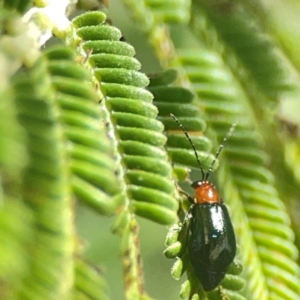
[1,0,300,299]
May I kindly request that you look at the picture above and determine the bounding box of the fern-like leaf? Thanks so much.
[190,2,290,98]
[178,49,300,299]
[43,46,122,215]
[150,69,246,299]
[13,54,73,300]
[72,11,178,225]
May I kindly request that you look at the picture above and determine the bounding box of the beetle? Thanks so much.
[170,114,236,291]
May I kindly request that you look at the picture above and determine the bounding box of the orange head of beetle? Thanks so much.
[192,181,221,204]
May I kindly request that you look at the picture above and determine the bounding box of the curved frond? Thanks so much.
[148,69,215,170]
[151,69,246,298]
[72,11,178,225]
[43,46,122,215]
[1,2,299,300]
[178,49,300,299]
[190,2,290,98]
[12,55,73,299]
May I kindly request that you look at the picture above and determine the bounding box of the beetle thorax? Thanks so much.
[193,181,221,204]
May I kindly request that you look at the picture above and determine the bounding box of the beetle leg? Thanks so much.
[175,185,195,228]
[182,203,194,226]
[169,202,193,234]
[218,285,230,300]
[178,189,194,204]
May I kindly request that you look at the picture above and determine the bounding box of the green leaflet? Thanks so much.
[13,54,73,300]
[73,258,109,300]
[179,49,300,299]
[0,2,298,300]
[44,46,122,215]
[149,69,246,298]
[72,11,178,225]
[148,70,215,171]
[190,2,290,98]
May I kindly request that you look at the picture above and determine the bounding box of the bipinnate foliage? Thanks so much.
[0,1,300,300]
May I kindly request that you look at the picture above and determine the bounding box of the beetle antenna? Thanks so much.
[170,114,205,180]
[205,123,237,180]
